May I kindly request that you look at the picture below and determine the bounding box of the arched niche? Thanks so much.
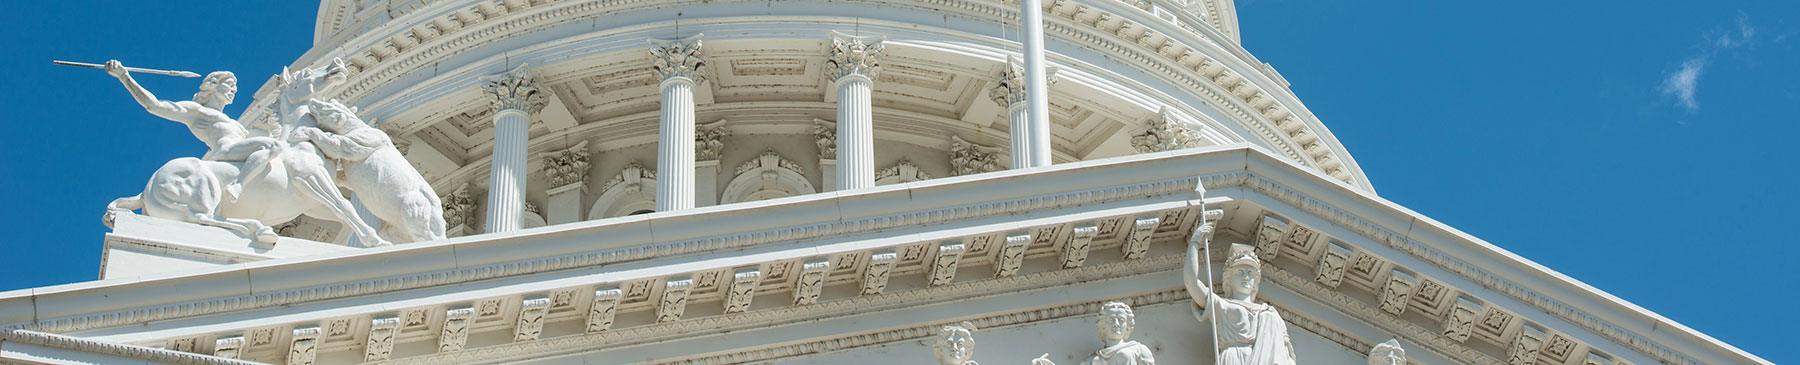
[587,162,659,219]
[721,151,815,204]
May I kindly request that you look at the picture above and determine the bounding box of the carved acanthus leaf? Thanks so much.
[949,136,1004,176]
[659,278,694,323]
[478,63,547,115]
[1132,108,1202,153]
[825,32,884,81]
[516,297,551,341]
[1062,224,1098,269]
[441,183,478,231]
[987,56,1060,107]
[541,140,591,188]
[812,119,837,159]
[649,34,708,83]
[695,119,729,161]
[587,288,622,333]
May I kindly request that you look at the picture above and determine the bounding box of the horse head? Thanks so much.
[276,58,348,107]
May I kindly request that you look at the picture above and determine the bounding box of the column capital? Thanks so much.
[540,140,591,191]
[988,56,1059,108]
[825,31,885,81]
[1130,107,1202,153]
[479,63,548,115]
[649,34,708,85]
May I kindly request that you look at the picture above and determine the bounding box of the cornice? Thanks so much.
[386,252,1186,363]
[0,329,258,365]
[9,151,1207,334]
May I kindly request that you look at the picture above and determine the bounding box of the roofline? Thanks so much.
[0,144,1762,363]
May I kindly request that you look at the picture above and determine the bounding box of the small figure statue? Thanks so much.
[934,321,979,365]
[1184,242,1297,365]
[1367,339,1406,365]
[1031,301,1156,365]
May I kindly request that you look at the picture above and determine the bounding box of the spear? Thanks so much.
[52,60,202,78]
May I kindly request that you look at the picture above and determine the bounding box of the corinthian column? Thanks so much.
[478,63,547,233]
[826,31,884,190]
[1019,0,1052,169]
[989,56,1057,169]
[650,34,707,212]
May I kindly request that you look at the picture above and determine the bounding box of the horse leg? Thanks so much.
[103,194,145,228]
[185,213,275,244]
[290,173,389,247]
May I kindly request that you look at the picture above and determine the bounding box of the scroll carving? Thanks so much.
[516,297,551,341]
[1315,242,1352,287]
[659,278,693,323]
[930,242,967,286]
[1378,270,1417,315]
[792,258,831,305]
[863,250,897,295]
[1062,224,1098,269]
[441,182,478,234]
[725,268,762,314]
[213,336,243,359]
[587,287,623,333]
[696,119,729,161]
[1251,215,1287,260]
[1443,296,1481,342]
[994,233,1030,278]
[439,307,474,352]
[1123,217,1158,260]
[288,326,321,365]
[366,316,400,361]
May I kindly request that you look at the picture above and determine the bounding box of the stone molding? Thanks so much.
[388,253,1185,364]
[477,63,547,115]
[1265,264,1506,365]
[9,147,1715,365]
[0,328,259,365]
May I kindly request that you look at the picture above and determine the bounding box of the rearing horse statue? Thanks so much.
[106,59,390,247]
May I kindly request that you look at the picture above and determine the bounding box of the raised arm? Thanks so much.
[106,60,196,122]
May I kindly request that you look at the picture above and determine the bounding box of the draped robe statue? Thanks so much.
[1185,242,1296,365]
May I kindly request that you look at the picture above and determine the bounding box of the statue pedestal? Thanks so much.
[101,214,355,280]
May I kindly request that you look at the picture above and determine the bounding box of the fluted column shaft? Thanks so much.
[657,77,697,211]
[478,63,547,233]
[486,109,529,232]
[1021,0,1052,168]
[826,32,885,190]
[650,34,707,212]
[1006,104,1033,169]
[836,74,875,189]
[991,57,1057,169]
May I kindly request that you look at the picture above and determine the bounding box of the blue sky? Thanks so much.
[1,1,1792,363]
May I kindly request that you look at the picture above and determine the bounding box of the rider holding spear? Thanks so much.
[98,60,280,200]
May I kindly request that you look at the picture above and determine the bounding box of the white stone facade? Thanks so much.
[0,0,1768,364]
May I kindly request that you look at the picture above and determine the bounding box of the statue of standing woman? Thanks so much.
[1185,241,1297,365]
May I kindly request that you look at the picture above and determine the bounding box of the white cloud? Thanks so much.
[1659,15,1756,113]
[1660,58,1705,113]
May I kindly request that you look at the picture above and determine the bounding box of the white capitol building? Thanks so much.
[0,0,1769,364]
